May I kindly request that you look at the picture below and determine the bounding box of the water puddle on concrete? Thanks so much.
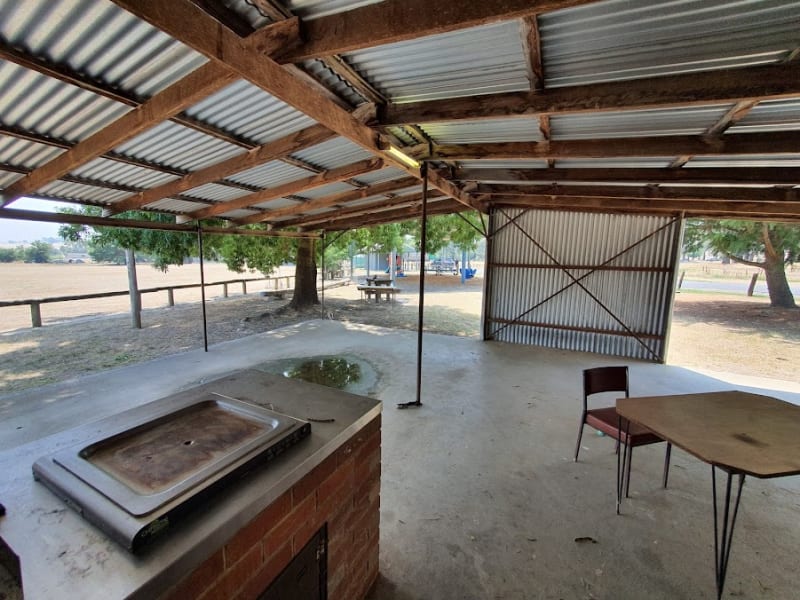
[257,355,378,395]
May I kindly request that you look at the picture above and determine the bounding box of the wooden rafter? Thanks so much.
[484,195,800,220]
[453,167,800,186]
[276,0,598,63]
[112,0,481,212]
[323,199,466,231]
[520,16,544,92]
[481,184,800,204]
[191,158,384,219]
[109,125,335,214]
[236,176,420,224]
[420,132,800,161]
[0,62,238,207]
[379,63,800,126]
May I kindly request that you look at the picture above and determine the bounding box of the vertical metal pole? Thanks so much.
[197,225,208,353]
[399,163,428,409]
[321,232,326,314]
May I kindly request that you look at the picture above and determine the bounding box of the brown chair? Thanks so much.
[574,366,671,496]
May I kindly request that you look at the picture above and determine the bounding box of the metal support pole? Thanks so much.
[321,231,325,314]
[399,163,428,410]
[197,225,208,353]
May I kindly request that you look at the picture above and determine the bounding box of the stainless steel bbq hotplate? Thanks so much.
[33,393,310,552]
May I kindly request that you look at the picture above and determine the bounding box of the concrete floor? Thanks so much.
[2,320,799,599]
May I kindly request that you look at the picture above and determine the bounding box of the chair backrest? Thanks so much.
[583,366,629,409]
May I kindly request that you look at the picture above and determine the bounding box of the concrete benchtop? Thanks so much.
[0,369,381,599]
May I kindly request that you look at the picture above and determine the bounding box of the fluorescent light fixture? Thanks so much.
[386,145,420,169]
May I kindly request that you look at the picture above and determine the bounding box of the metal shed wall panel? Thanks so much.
[540,0,800,88]
[485,208,681,361]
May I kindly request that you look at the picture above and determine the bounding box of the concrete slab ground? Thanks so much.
[2,320,799,599]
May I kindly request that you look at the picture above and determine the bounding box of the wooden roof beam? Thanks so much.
[485,195,800,220]
[380,63,800,126]
[277,0,598,63]
[236,176,420,224]
[192,158,384,219]
[323,199,466,230]
[421,132,800,161]
[109,124,335,214]
[113,0,482,212]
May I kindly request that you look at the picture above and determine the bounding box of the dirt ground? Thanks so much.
[1,264,798,394]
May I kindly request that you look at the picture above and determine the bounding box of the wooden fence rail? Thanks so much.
[0,276,295,328]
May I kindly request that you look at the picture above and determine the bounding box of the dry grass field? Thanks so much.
[0,262,798,394]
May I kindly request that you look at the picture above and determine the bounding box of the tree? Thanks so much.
[0,247,16,262]
[87,242,127,264]
[23,241,53,263]
[684,219,799,308]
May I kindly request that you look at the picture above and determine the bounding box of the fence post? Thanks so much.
[242,280,247,295]
[223,283,229,298]
[678,270,685,290]
[167,289,174,306]
[747,272,759,297]
[30,302,42,328]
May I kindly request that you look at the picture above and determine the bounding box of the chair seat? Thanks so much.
[585,407,663,446]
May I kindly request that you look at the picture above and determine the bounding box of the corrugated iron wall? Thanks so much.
[483,208,682,362]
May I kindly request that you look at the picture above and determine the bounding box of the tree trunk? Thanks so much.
[761,225,797,308]
[126,247,142,329]
[763,256,797,308]
[289,237,319,309]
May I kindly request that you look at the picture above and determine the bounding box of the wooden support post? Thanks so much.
[678,271,685,290]
[167,289,175,306]
[223,283,229,298]
[242,280,247,295]
[30,302,41,328]
[747,272,759,296]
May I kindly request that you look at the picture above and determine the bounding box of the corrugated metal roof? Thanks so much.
[540,0,800,88]
[343,21,529,103]
[727,98,800,134]
[0,61,131,143]
[145,198,209,213]
[214,207,261,219]
[220,0,273,29]
[183,80,318,145]
[555,158,675,168]
[421,118,544,144]
[181,183,251,203]
[352,167,408,186]
[71,158,177,189]
[226,160,313,189]
[284,0,385,20]
[0,136,64,168]
[551,105,732,139]
[385,126,419,146]
[290,136,374,169]
[113,122,245,172]
[0,169,22,188]
[0,0,207,98]
[455,160,549,170]
[302,59,368,106]
[252,197,302,211]
[684,155,800,167]
[295,181,357,200]
[40,179,128,204]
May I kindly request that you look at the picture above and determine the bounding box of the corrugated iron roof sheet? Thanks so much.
[421,118,544,144]
[0,169,22,188]
[343,21,530,103]
[551,105,733,139]
[728,99,800,133]
[40,179,128,204]
[0,136,63,168]
[454,160,548,170]
[0,61,131,142]
[352,167,408,186]
[0,0,207,98]
[181,183,251,203]
[290,136,374,169]
[295,181,357,200]
[145,198,209,213]
[226,160,313,189]
[284,0,385,20]
[71,158,177,189]
[113,122,245,172]
[183,80,318,145]
[685,155,800,167]
[555,158,675,168]
[540,0,800,87]
[302,59,368,106]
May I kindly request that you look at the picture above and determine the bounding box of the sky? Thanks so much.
[0,197,80,243]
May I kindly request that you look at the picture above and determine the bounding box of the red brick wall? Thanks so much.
[161,414,381,600]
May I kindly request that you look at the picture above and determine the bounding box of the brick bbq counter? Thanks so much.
[0,369,381,600]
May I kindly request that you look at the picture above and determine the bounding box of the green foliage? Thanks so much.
[58,207,199,271]
[402,211,485,255]
[684,219,800,265]
[212,231,293,276]
[88,243,127,264]
[0,247,17,262]
[23,241,53,263]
